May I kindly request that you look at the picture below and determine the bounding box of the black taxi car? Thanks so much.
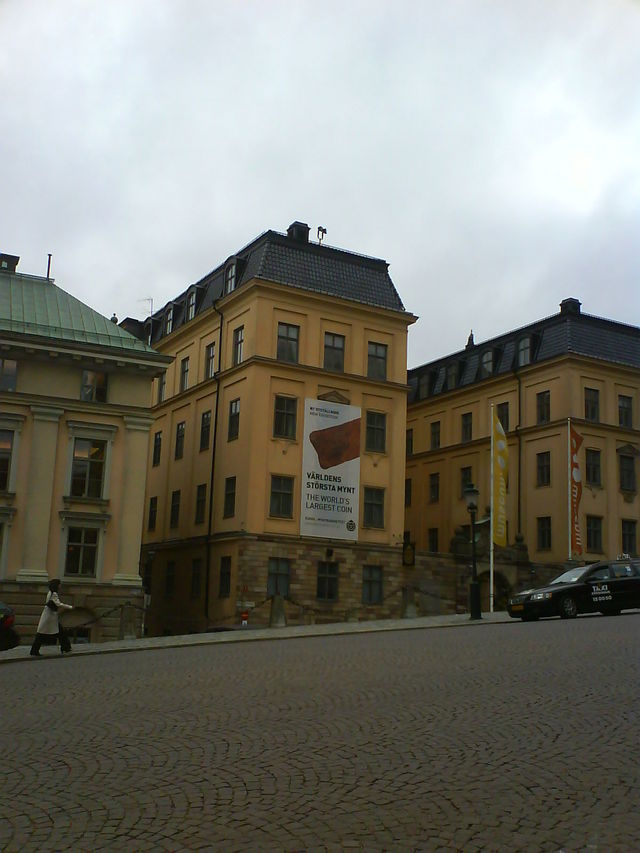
[508,557,640,620]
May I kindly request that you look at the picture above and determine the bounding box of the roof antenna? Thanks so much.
[46,254,52,280]
[317,226,327,245]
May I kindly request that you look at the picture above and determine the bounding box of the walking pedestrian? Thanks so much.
[30,579,73,657]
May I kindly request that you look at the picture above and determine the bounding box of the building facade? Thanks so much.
[132,222,417,635]
[0,254,170,641]
[405,298,640,573]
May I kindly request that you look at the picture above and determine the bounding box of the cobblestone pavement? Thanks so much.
[2,614,639,852]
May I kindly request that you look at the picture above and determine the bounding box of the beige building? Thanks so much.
[130,222,417,634]
[0,253,170,641]
[405,298,640,580]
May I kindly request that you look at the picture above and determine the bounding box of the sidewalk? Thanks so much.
[0,610,513,665]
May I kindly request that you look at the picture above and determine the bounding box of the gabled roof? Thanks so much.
[409,299,640,402]
[146,223,410,345]
[0,271,159,355]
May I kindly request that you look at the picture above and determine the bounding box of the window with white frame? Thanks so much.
[70,438,107,498]
[165,307,173,335]
[187,290,196,321]
[65,527,99,577]
[225,262,236,294]
[205,343,215,379]
[233,327,244,366]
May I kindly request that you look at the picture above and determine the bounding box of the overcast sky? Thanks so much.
[2,0,639,367]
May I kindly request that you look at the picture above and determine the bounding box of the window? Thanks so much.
[480,350,493,377]
[158,372,166,404]
[363,487,384,528]
[537,517,551,551]
[429,473,440,503]
[585,388,599,423]
[191,559,202,599]
[152,431,162,466]
[65,527,98,577]
[405,478,412,508]
[165,561,175,597]
[200,411,211,451]
[224,262,236,294]
[517,337,531,366]
[619,395,632,428]
[0,359,17,392]
[267,557,290,597]
[187,291,196,321]
[277,323,299,363]
[80,370,107,403]
[406,429,413,456]
[418,373,430,399]
[622,520,637,556]
[536,451,551,486]
[195,483,207,524]
[431,421,440,450]
[0,430,14,491]
[274,396,297,439]
[497,402,509,433]
[585,449,601,487]
[586,516,603,552]
[619,454,636,492]
[179,357,189,392]
[205,343,216,379]
[223,477,236,518]
[446,364,458,390]
[270,475,294,518]
[461,412,472,443]
[362,565,382,605]
[70,439,106,498]
[164,308,173,335]
[228,399,240,441]
[367,342,387,380]
[170,490,180,528]
[324,332,345,372]
[317,561,339,601]
[366,411,386,453]
[148,496,157,531]
[233,326,244,366]
[460,466,472,497]
[536,390,550,425]
[175,422,185,459]
[219,556,231,598]
[428,528,439,553]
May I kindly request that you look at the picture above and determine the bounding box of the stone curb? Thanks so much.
[0,611,514,665]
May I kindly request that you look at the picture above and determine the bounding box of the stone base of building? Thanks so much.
[0,579,144,645]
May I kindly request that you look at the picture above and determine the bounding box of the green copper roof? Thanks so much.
[0,272,156,353]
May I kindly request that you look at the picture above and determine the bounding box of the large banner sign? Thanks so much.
[570,424,584,556]
[300,398,361,540]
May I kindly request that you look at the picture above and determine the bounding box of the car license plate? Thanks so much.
[511,604,524,612]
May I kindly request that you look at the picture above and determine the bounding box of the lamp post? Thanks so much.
[463,483,482,620]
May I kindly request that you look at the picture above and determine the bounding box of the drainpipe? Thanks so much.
[204,300,224,624]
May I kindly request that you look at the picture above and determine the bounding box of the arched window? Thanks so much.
[517,337,531,366]
[481,350,493,377]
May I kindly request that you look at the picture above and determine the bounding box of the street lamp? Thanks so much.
[463,482,482,620]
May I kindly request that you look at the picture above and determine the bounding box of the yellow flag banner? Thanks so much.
[492,410,508,547]
[570,424,584,555]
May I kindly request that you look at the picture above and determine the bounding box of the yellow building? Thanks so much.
[406,298,639,573]
[0,253,170,642]
[132,222,417,634]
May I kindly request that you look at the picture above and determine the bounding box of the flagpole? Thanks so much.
[490,405,494,613]
[567,417,571,561]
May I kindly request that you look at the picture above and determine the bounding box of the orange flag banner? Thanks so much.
[492,410,508,547]
[570,425,583,555]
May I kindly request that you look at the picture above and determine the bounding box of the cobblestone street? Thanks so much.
[2,615,639,852]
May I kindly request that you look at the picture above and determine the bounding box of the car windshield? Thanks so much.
[550,568,588,584]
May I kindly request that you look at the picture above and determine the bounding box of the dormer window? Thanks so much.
[517,337,531,367]
[446,363,458,390]
[165,307,173,336]
[187,290,196,321]
[225,262,236,295]
[481,350,493,377]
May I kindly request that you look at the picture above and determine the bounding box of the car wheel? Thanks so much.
[559,596,578,619]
